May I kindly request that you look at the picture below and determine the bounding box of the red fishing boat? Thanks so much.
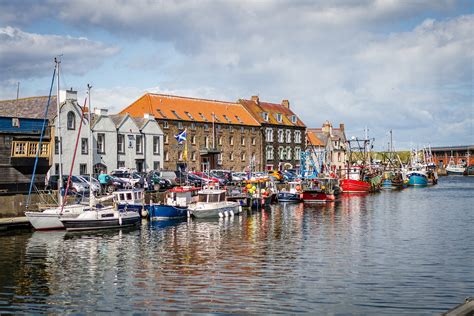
[340,166,371,193]
[302,178,340,202]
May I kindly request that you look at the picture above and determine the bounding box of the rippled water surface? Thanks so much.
[1,177,473,314]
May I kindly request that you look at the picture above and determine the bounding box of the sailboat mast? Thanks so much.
[55,57,63,206]
[87,84,93,205]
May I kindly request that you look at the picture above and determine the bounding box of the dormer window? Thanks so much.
[276,113,282,123]
[262,112,269,121]
[291,115,297,124]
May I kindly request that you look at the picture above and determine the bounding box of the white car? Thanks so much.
[77,175,101,193]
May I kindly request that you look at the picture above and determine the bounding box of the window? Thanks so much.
[241,152,246,161]
[241,136,245,145]
[117,134,125,153]
[266,128,273,142]
[156,109,167,118]
[218,136,223,145]
[218,153,223,165]
[262,112,269,121]
[81,138,88,155]
[67,111,76,130]
[79,164,87,175]
[163,121,169,129]
[223,114,232,123]
[230,152,234,161]
[229,125,233,132]
[136,135,143,154]
[55,137,62,154]
[185,111,194,120]
[279,146,285,160]
[128,135,134,148]
[191,135,196,145]
[153,161,161,170]
[291,115,297,124]
[278,129,284,143]
[198,112,208,121]
[229,136,234,145]
[251,152,256,162]
[164,134,169,144]
[286,130,291,143]
[276,113,282,122]
[178,151,183,161]
[118,161,125,168]
[153,136,160,155]
[266,146,274,160]
[171,110,181,119]
[204,136,209,148]
[192,151,196,161]
[295,130,302,143]
[217,124,221,131]
[252,137,256,146]
[235,115,243,124]
[178,122,183,129]
[191,122,196,130]
[204,124,209,131]
[97,133,105,154]
[12,141,26,156]
[12,118,19,127]
[286,147,292,161]
[55,163,61,175]
[240,127,244,133]
[164,151,169,161]
[295,147,301,160]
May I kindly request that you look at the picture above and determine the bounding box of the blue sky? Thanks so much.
[0,0,472,150]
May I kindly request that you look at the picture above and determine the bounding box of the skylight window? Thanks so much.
[156,109,167,118]
[171,110,181,119]
[235,115,243,123]
[185,111,194,120]
[223,114,232,123]
[199,112,208,121]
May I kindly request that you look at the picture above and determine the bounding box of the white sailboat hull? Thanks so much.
[188,201,241,219]
[25,204,89,230]
[60,207,141,231]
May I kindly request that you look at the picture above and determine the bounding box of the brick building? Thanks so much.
[239,96,306,171]
[121,94,262,171]
[430,145,474,169]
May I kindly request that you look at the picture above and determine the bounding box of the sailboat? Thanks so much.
[25,58,90,230]
[59,85,140,231]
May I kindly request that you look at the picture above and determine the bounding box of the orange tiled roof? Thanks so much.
[120,93,260,126]
[306,129,325,146]
[239,97,306,128]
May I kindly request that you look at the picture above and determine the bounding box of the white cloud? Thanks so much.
[0,26,119,83]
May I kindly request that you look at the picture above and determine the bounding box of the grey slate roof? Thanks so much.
[0,96,57,120]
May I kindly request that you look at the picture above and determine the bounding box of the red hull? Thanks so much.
[340,179,371,193]
[302,190,336,202]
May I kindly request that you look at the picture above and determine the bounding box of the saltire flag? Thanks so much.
[175,129,187,144]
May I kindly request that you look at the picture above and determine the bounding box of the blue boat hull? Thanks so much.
[148,205,188,220]
[382,179,393,189]
[407,174,428,186]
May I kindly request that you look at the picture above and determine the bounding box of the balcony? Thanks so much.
[11,141,50,158]
[199,146,221,155]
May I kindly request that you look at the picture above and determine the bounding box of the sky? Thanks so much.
[0,0,472,150]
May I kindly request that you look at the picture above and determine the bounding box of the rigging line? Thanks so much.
[26,65,56,209]
[61,97,87,213]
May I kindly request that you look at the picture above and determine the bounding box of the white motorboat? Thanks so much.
[188,188,241,219]
[60,206,141,231]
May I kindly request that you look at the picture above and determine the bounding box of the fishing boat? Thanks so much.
[340,166,371,193]
[114,188,147,217]
[188,187,241,219]
[464,165,474,176]
[147,186,198,220]
[302,178,339,202]
[277,181,302,203]
[406,167,428,186]
[446,157,466,175]
[391,170,408,188]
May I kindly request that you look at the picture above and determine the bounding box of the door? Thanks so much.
[136,159,144,172]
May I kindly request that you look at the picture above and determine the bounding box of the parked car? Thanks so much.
[46,175,90,193]
[110,170,141,187]
[159,170,182,186]
[77,175,101,193]
[210,170,232,184]
[146,171,173,191]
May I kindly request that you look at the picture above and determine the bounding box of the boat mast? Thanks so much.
[55,57,63,206]
[87,84,93,206]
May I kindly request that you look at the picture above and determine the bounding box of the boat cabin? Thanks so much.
[166,186,198,207]
[197,189,226,203]
[348,167,363,181]
[113,188,144,205]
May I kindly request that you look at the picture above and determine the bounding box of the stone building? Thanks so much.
[121,93,262,171]
[306,121,347,177]
[51,90,163,176]
[239,96,306,171]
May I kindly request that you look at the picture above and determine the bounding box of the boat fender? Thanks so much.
[141,209,149,218]
[230,210,234,217]
[219,212,223,218]
[118,214,122,226]
[224,211,228,217]
[238,206,242,213]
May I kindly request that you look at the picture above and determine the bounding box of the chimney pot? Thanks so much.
[281,99,290,108]
[339,123,345,131]
[251,95,259,104]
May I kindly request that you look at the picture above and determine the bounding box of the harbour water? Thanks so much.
[0,177,473,314]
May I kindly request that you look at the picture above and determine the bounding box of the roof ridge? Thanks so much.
[0,95,52,103]
[147,92,239,106]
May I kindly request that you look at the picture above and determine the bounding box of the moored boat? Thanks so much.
[60,207,141,231]
[25,204,90,230]
[340,166,371,193]
[302,178,339,202]
[114,188,147,217]
[406,169,428,186]
[188,187,241,219]
[148,186,198,220]
[277,181,302,203]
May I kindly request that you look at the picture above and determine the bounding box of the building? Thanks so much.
[430,145,474,169]
[306,121,347,177]
[0,96,55,193]
[120,93,262,171]
[51,90,163,176]
[239,96,306,171]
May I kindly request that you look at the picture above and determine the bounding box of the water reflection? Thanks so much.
[0,177,473,313]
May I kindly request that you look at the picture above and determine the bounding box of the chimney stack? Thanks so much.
[144,113,154,120]
[251,95,259,104]
[59,89,77,103]
[281,99,290,108]
[339,123,345,131]
[94,108,108,116]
